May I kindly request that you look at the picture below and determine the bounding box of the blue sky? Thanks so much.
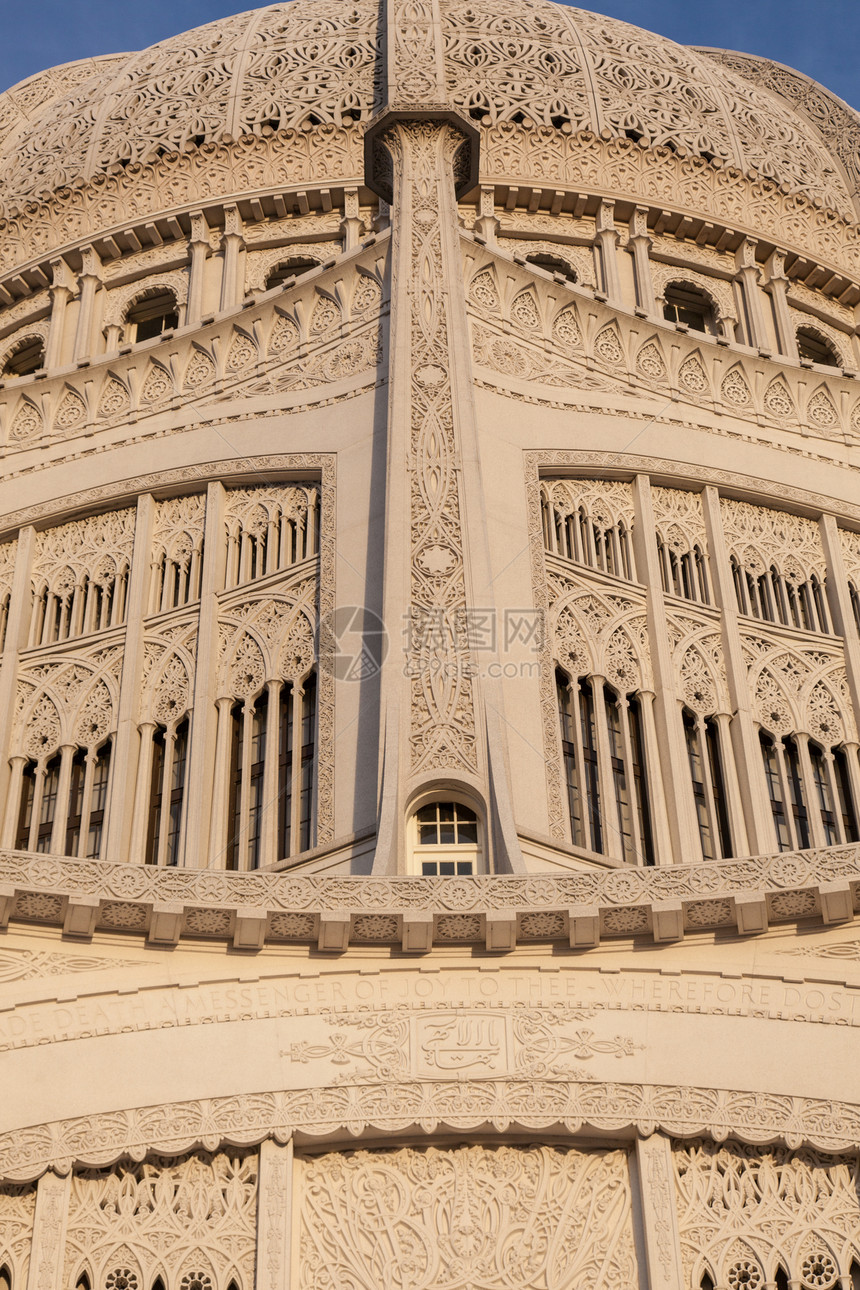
[1,1,857,109]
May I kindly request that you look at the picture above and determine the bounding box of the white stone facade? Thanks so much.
[1,2,860,1287]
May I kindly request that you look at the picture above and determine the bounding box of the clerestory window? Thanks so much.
[663,282,716,334]
[127,289,179,343]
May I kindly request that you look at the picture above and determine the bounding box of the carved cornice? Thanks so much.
[3,1078,860,1182]
[1,843,858,949]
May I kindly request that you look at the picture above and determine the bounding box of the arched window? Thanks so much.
[412,800,481,875]
[525,252,578,284]
[758,728,858,853]
[850,1260,860,1290]
[16,739,112,858]
[683,709,732,860]
[774,1268,789,1290]
[150,1278,165,1290]
[74,1275,90,1290]
[145,718,189,866]
[797,326,840,367]
[699,1274,715,1290]
[30,564,129,646]
[224,485,320,590]
[662,282,716,334]
[126,289,178,343]
[265,258,319,290]
[730,558,829,634]
[656,535,709,603]
[2,335,45,378]
[556,668,654,864]
[0,588,10,652]
[0,1265,10,1290]
[542,495,634,579]
[226,675,316,870]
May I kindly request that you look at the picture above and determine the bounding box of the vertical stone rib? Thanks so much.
[385,0,447,109]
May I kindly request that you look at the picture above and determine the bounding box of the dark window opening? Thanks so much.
[265,258,320,291]
[3,336,44,378]
[525,252,578,284]
[797,326,839,367]
[663,282,716,334]
[127,290,179,343]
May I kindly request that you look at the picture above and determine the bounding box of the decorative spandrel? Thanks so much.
[383,119,479,775]
[297,1143,640,1290]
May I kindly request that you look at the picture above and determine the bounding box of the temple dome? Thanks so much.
[0,0,856,220]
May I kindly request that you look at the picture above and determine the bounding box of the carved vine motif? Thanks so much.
[14,646,123,759]
[666,611,729,716]
[720,497,827,582]
[551,575,652,693]
[387,120,478,774]
[286,1005,639,1086]
[740,632,854,742]
[297,1142,639,1290]
[0,947,146,983]
[0,1181,36,1288]
[31,508,136,594]
[674,1139,860,1287]
[63,1152,258,1290]
[218,575,317,699]
[651,486,708,556]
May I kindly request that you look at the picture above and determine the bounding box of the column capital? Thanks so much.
[363,108,480,202]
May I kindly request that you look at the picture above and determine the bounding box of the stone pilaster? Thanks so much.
[255,1138,294,1290]
[635,1134,684,1290]
[26,1171,71,1290]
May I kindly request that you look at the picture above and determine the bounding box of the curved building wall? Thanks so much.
[1,2,860,1288]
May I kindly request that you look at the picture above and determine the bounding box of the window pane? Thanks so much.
[456,819,478,844]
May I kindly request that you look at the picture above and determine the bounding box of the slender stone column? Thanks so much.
[45,259,76,370]
[595,199,622,305]
[185,481,228,866]
[220,205,245,311]
[106,492,156,862]
[763,249,799,362]
[26,1171,71,1290]
[0,526,35,822]
[632,474,700,863]
[255,1138,294,1290]
[627,206,655,315]
[734,237,769,351]
[73,244,102,362]
[186,210,210,325]
[701,487,773,852]
[634,1134,684,1290]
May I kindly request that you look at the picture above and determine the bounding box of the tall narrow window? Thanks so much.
[783,736,810,850]
[833,747,859,842]
[298,673,316,854]
[127,289,178,343]
[761,733,791,852]
[277,686,294,860]
[684,711,732,861]
[145,720,189,866]
[36,755,60,853]
[226,694,268,872]
[413,801,481,875]
[556,670,653,863]
[247,692,268,871]
[557,671,586,848]
[809,742,839,845]
[15,741,111,858]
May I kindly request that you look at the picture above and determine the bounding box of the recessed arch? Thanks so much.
[265,257,320,290]
[125,288,179,343]
[2,333,45,378]
[662,280,718,334]
[524,251,578,284]
[797,324,841,367]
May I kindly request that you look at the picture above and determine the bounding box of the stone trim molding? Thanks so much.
[3,1078,860,1183]
[0,843,858,950]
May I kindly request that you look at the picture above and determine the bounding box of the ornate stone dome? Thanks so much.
[0,0,857,220]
